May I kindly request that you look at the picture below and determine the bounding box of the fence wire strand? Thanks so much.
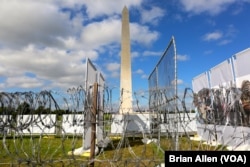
[0,83,250,166]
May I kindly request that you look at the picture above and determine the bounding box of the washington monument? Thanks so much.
[120,6,133,113]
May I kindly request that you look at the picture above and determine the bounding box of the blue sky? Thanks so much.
[0,0,250,105]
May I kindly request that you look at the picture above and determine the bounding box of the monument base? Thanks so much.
[111,113,152,134]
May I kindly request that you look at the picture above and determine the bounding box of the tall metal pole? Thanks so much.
[89,82,98,167]
[173,36,179,151]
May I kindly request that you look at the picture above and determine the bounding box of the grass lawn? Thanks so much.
[0,135,226,167]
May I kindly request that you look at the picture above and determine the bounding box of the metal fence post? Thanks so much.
[89,82,98,167]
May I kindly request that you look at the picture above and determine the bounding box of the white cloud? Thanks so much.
[134,69,148,79]
[6,76,44,89]
[179,0,236,15]
[177,54,189,61]
[81,18,159,50]
[81,18,120,50]
[51,0,143,19]
[104,62,120,79]
[203,31,223,41]
[130,23,159,46]
[0,45,97,90]
[0,0,73,49]
[131,52,140,58]
[225,24,238,38]
[218,39,232,45]
[110,71,120,78]
[135,69,144,74]
[81,0,143,19]
[0,0,160,91]
[177,79,183,85]
[202,26,237,45]
[0,83,5,91]
[106,62,120,71]
[140,7,165,25]
[141,74,148,79]
[143,51,162,56]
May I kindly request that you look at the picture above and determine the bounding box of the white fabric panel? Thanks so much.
[98,73,105,107]
[192,48,250,90]
[62,114,84,134]
[17,114,56,134]
[0,115,12,134]
[233,48,250,77]
[0,115,11,125]
[86,58,97,90]
[192,72,209,93]
[111,113,196,134]
[235,74,250,88]
[98,73,105,87]
[209,59,234,89]
[97,72,105,142]
[160,113,197,133]
[232,48,250,87]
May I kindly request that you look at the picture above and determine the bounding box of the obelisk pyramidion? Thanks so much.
[120,6,133,113]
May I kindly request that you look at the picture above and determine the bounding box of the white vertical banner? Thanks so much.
[84,58,98,150]
[86,58,97,90]
[98,73,105,109]
[192,72,209,93]
[232,48,250,88]
[209,58,234,89]
[97,72,105,146]
[62,114,85,134]
[84,58,105,149]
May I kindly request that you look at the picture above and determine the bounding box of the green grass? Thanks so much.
[0,135,84,166]
[0,135,226,167]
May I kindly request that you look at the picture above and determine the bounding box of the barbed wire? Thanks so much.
[0,83,250,166]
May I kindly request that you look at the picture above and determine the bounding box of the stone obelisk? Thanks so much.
[120,6,133,113]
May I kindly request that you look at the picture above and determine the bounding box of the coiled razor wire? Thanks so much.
[1,84,250,166]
